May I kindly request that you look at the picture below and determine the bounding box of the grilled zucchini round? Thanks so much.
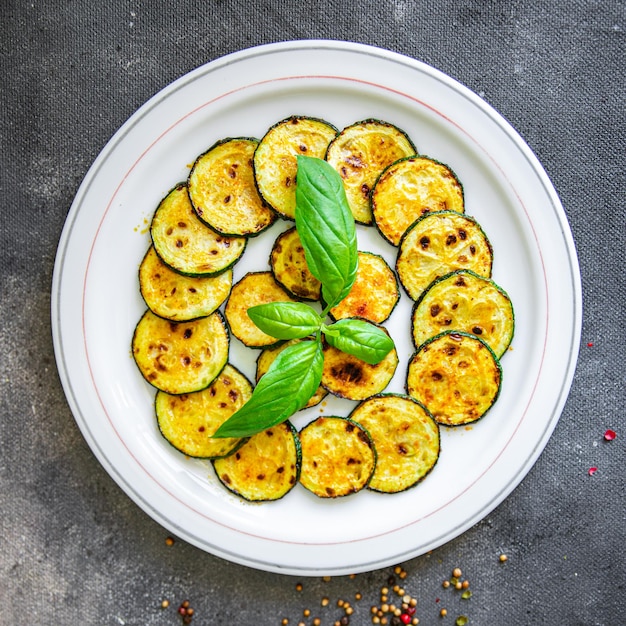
[321,325,398,401]
[139,246,233,321]
[349,394,440,494]
[328,251,399,324]
[406,331,502,426]
[132,309,229,395]
[412,270,514,358]
[188,137,276,237]
[270,226,321,300]
[396,211,493,300]
[150,183,246,276]
[155,364,251,458]
[224,271,299,348]
[213,421,301,502]
[371,155,465,246]
[325,119,416,225]
[253,116,338,220]
[299,416,376,498]
[256,339,328,408]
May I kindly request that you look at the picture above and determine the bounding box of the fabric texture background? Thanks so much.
[1,1,624,624]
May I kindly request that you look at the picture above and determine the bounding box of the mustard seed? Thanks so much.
[442,580,450,588]
[462,580,470,590]
[161,599,169,609]
[499,554,508,562]
[322,597,330,607]
[452,568,462,578]
[165,536,175,546]
[440,608,448,617]
[295,583,303,592]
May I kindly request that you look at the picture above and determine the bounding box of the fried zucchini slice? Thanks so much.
[256,339,327,408]
[132,309,229,395]
[224,271,299,348]
[139,246,233,321]
[213,421,301,502]
[270,226,321,300]
[325,119,416,225]
[406,331,502,426]
[155,364,251,458]
[299,416,376,498]
[150,183,246,276]
[396,211,493,300]
[371,155,465,246]
[328,251,399,324]
[349,394,440,494]
[412,270,514,358]
[321,325,398,401]
[253,116,338,219]
[188,137,276,237]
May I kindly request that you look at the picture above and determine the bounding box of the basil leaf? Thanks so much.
[247,302,321,340]
[323,318,395,365]
[295,155,358,310]
[213,340,324,438]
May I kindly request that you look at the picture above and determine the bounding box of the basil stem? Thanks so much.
[295,155,358,311]
[247,302,322,340]
[322,318,394,365]
[212,340,324,439]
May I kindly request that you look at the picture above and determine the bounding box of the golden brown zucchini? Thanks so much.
[349,394,440,493]
[188,137,276,237]
[412,270,514,358]
[154,364,251,458]
[371,155,465,246]
[224,271,299,348]
[212,421,301,502]
[150,183,246,276]
[406,331,502,426]
[132,310,229,395]
[256,339,328,408]
[396,211,493,300]
[299,416,376,498]
[139,246,232,321]
[328,251,399,324]
[253,116,338,219]
[325,119,416,225]
[270,226,321,300]
[321,325,398,401]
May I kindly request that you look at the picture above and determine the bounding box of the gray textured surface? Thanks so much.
[1,1,625,624]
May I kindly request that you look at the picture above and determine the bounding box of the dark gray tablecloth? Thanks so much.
[1,1,624,624]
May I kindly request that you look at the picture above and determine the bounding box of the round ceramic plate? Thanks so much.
[51,41,581,575]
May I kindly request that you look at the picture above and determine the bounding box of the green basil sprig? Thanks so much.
[214,156,394,439]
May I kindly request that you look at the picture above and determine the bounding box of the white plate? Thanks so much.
[51,41,581,575]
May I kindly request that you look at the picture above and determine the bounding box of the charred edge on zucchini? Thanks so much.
[325,119,417,225]
[411,269,514,359]
[371,155,465,246]
[253,116,339,220]
[213,421,301,502]
[150,182,247,277]
[406,330,502,426]
[299,416,376,498]
[188,137,276,237]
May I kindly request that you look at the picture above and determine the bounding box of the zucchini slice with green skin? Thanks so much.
[188,137,276,237]
[270,226,321,301]
[328,251,399,324]
[321,324,398,401]
[253,116,338,220]
[139,246,233,322]
[150,183,246,276]
[256,339,328,408]
[396,211,493,301]
[412,269,514,359]
[155,364,251,458]
[224,271,300,348]
[299,416,376,498]
[406,331,502,426]
[132,309,229,395]
[349,394,440,494]
[371,155,465,246]
[213,421,301,502]
[325,119,416,225]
